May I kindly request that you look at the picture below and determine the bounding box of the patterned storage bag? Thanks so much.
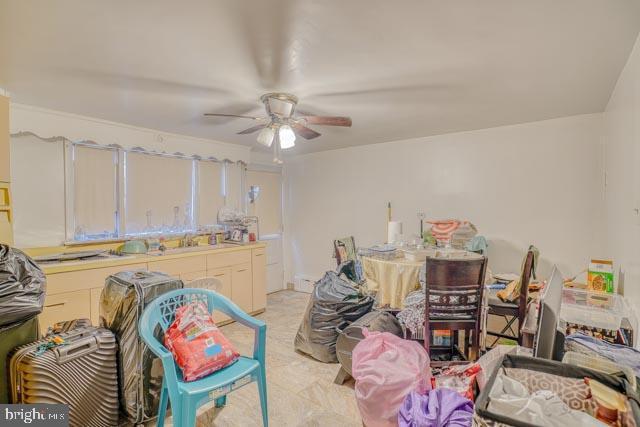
[164,302,239,382]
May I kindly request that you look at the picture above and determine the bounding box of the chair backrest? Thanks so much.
[517,248,537,324]
[148,289,214,334]
[424,256,487,320]
[334,236,357,266]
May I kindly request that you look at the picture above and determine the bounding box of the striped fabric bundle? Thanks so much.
[427,219,468,245]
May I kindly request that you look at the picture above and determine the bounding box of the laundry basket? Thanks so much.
[562,350,637,390]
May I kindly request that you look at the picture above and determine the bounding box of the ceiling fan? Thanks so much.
[204,92,352,163]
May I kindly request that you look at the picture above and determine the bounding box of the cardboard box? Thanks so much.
[587,259,614,293]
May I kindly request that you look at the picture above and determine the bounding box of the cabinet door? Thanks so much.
[180,270,207,284]
[252,249,267,311]
[231,263,253,313]
[90,287,103,326]
[0,95,9,183]
[149,255,206,276]
[207,267,232,324]
[40,290,91,331]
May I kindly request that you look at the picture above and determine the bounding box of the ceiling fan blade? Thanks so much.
[291,123,321,140]
[204,113,262,120]
[309,82,456,98]
[300,116,352,127]
[58,68,233,97]
[237,124,267,135]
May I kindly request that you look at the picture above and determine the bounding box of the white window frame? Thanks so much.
[64,144,239,244]
[64,141,120,242]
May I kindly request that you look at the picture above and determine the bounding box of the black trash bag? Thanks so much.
[0,244,46,327]
[336,310,403,376]
[337,260,362,284]
[294,271,374,363]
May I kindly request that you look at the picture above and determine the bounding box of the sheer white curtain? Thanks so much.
[224,161,244,211]
[125,152,194,234]
[197,160,224,226]
[73,145,118,239]
[10,134,66,247]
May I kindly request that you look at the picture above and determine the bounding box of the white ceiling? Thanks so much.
[1,1,639,156]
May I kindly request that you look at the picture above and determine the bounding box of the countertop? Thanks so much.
[39,242,267,274]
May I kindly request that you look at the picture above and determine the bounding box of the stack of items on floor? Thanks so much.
[0,243,195,426]
[294,240,640,426]
[350,336,640,426]
[0,245,45,404]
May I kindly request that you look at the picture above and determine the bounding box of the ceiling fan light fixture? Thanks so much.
[272,140,284,164]
[279,125,296,149]
[256,126,275,147]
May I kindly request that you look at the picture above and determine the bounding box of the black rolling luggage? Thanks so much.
[100,270,183,424]
[0,316,40,403]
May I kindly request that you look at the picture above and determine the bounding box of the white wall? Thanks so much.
[603,34,640,305]
[283,114,605,284]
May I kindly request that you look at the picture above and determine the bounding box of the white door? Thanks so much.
[246,169,284,293]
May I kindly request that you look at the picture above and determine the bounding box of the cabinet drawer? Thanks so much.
[206,250,251,270]
[231,263,253,313]
[46,262,147,295]
[40,290,91,331]
[207,267,232,323]
[252,247,266,257]
[148,255,206,276]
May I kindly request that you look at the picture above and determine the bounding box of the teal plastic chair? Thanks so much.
[138,288,268,426]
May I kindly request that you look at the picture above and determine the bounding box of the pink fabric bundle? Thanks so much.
[352,330,432,427]
[427,220,467,244]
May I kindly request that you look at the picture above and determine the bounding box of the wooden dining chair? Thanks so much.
[486,247,537,347]
[424,256,487,366]
[334,236,357,266]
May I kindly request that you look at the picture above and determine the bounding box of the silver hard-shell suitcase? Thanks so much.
[9,325,119,427]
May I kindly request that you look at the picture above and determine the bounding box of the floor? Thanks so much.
[171,290,362,426]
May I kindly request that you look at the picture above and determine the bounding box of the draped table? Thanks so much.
[361,248,484,310]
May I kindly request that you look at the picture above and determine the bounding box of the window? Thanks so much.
[12,133,242,244]
[124,152,194,235]
[71,145,118,240]
[197,160,225,227]
[11,133,66,247]
[224,161,244,211]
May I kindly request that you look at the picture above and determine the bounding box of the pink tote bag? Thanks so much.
[352,330,432,427]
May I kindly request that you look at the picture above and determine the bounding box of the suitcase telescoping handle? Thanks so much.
[54,336,99,364]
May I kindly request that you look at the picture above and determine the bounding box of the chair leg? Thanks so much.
[180,400,197,427]
[157,380,169,427]
[257,366,269,427]
[424,323,430,356]
[169,399,181,427]
[215,396,227,408]
[471,324,480,361]
[334,366,351,385]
